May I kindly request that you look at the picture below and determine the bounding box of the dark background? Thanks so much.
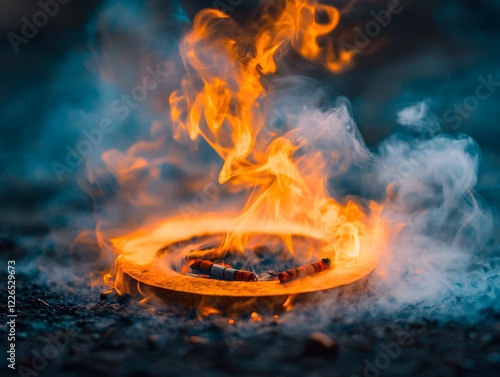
[1,0,500,238]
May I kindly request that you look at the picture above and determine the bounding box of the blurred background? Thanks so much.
[1,1,500,376]
[1,0,499,247]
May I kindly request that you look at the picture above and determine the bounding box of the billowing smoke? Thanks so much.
[6,0,498,329]
[273,99,495,330]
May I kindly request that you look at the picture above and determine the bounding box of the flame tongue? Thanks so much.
[97,0,388,300]
[169,0,368,257]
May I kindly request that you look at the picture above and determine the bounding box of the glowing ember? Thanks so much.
[92,0,389,312]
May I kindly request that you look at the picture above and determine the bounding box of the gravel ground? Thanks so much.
[2,267,499,377]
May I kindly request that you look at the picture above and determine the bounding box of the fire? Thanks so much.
[88,0,388,312]
[169,0,366,255]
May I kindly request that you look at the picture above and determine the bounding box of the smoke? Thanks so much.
[396,101,441,135]
[373,131,493,314]
[6,0,498,328]
[279,101,496,330]
[85,1,496,324]
[12,0,190,290]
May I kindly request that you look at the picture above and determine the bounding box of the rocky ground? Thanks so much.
[2,269,499,377]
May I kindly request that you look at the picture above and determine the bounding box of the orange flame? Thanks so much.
[169,0,368,256]
[89,0,387,310]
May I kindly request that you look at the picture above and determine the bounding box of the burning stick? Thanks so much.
[278,258,331,283]
[190,259,258,282]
